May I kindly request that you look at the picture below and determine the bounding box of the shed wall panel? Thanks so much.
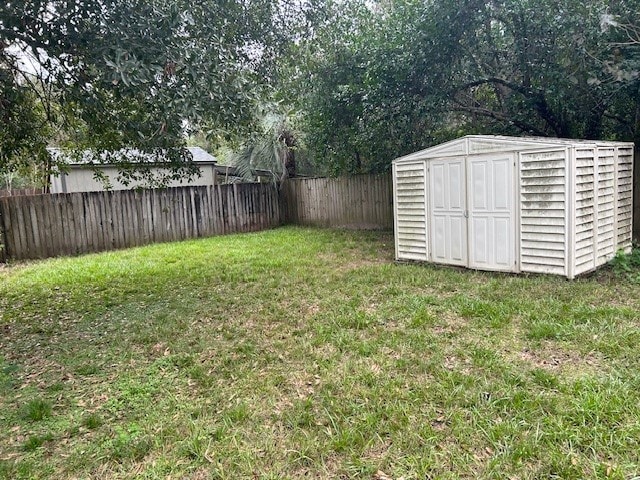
[394,161,428,261]
[573,148,596,275]
[595,148,617,264]
[519,150,567,275]
[616,148,633,252]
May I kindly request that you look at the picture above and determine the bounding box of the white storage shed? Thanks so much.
[392,135,634,279]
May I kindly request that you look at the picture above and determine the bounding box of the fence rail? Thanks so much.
[0,188,44,198]
[283,174,393,230]
[0,184,280,261]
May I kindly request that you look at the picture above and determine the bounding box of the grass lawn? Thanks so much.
[1,226,639,479]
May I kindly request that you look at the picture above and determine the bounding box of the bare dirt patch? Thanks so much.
[518,344,602,375]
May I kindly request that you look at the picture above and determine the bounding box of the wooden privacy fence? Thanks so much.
[283,174,393,230]
[0,183,280,261]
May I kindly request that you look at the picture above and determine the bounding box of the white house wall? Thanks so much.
[51,164,217,193]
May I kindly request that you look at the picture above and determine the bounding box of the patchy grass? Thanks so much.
[0,227,639,479]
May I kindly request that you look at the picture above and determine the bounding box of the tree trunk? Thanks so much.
[284,149,296,178]
[280,129,296,179]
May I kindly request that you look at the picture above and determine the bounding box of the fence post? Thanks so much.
[0,201,7,263]
[278,180,287,225]
[633,147,639,242]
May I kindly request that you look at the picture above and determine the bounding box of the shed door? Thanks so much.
[467,154,516,271]
[429,157,467,266]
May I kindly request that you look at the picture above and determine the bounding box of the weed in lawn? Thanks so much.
[223,402,250,425]
[46,382,64,393]
[530,367,560,389]
[469,346,500,368]
[410,307,436,328]
[170,353,195,368]
[22,433,53,452]
[74,363,99,376]
[525,319,565,341]
[0,461,15,479]
[186,364,214,388]
[22,398,52,422]
[109,424,153,462]
[457,297,513,329]
[181,433,212,462]
[0,459,54,480]
[611,247,640,283]
[82,413,102,430]
[0,357,18,391]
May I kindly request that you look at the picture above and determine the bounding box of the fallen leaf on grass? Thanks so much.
[374,470,393,480]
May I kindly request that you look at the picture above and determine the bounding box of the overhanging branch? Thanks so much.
[450,100,549,136]
[451,77,566,136]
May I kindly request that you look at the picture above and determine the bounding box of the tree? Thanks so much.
[0,0,283,184]
[294,0,640,175]
[229,106,301,183]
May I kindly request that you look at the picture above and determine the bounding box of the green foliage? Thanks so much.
[4,0,640,179]
[109,424,153,462]
[292,0,640,174]
[611,248,640,283]
[0,0,297,182]
[22,398,52,422]
[22,433,53,452]
[229,108,299,182]
[81,413,103,430]
[0,67,51,182]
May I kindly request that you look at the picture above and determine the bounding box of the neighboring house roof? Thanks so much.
[186,147,217,164]
[47,146,217,166]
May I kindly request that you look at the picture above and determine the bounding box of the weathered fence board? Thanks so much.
[283,174,393,230]
[0,184,281,261]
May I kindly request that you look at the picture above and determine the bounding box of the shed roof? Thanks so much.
[394,135,634,163]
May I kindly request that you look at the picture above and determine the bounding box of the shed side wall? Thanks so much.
[616,147,634,253]
[394,161,428,261]
[519,150,567,275]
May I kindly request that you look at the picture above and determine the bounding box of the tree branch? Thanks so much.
[452,77,566,136]
[450,99,549,137]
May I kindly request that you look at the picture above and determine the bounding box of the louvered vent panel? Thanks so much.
[616,148,633,252]
[520,151,566,275]
[574,149,596,275]
[394,162,428,260]
[595,149,616,264]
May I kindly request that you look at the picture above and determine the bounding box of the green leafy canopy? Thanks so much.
[0,0,286,183]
